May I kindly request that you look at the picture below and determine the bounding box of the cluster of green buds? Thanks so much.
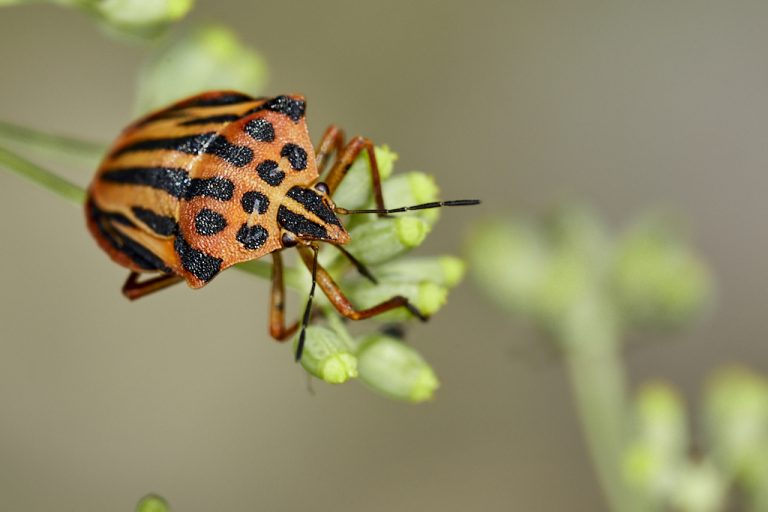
[0,0,195,39]
[240,146,465,402]
[622,366,768,512]
[466,206,713,345]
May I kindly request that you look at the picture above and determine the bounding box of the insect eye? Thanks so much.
[281,232,298,247]
[314,182,329,195]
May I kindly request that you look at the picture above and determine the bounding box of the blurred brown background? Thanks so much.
[1,1,767,510]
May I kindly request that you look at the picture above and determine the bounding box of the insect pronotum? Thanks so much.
[86,91,479,359]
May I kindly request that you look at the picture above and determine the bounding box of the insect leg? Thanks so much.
[122,272,183,300]
[323,136,387,216]
[269,251,300,341]
[314,125,345,176]
[296,245,428,322]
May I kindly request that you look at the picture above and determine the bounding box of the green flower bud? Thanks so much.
[136,25,268,114]
[374,255,466,288]
[136,494,169,512]
[350,280,447,322]
[356,334,439,402]
[670,460,726,512]
[346,217,430,265]
[381,172,441,226]
[89,0,194,39]
[623,382,687,501]
[612,216,713,329]
[294,326,357,384]
[466,218,548,315]
[332,146,397,210]
[705,366,768,480]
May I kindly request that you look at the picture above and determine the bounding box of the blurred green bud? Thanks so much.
[136,494,169,512]
[466,218,547,315]
[623,382,687,501]
[374,256,466,288]
[705,366,768,481]
[356,334,439,402]
[332,146,397,210]
[670,460,726,512]
[346,217,430,265]
[350,280,447,322]
[294,326,357,384]
[611,216,713,329]
[381,172,441,226]
[136,24,268,114]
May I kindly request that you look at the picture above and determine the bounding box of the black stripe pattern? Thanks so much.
[173,234,222,282]
[112,132,254,168]
[286,186,342,227]
[100,167,191,198]
[88,200,170,272]
[131,206,177,236]
[246,96,306,123]
[277,206,328,240]
[179,114,241,126]
[185,177,235,201]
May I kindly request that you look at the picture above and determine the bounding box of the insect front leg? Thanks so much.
[269,251,300,341]
[122,272,184,300]
[296,245,427,322]
[314,125,345,176]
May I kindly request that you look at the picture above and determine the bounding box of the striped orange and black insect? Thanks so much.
[86,91,479,359]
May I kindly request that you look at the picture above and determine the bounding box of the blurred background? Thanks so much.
[1,1,767,511]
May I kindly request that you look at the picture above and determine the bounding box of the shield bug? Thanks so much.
[86,91,479,359]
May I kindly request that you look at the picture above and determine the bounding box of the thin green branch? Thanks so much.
[0,121,106,164]
[0,145,86,205]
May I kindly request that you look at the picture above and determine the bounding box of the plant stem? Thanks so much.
[560,298,640,512]
[0,145,86,205]
[0,121,106,164]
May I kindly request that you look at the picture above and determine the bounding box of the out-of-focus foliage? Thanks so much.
[136,494,169,512]
[135,24,268,114]
[0,0,194,39]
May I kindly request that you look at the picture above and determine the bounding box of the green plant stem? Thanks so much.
[0,121,106,164]
[0,145,86,205]
[560,299,640,512]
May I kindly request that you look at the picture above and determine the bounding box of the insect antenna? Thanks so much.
[335,199,480,215]
[295,244,319,361]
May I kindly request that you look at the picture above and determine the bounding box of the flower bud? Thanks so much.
[705,367,768,480]
[346,217,430,265]
[670,460,726,512]
[374,256,466,288]
[466,218,548,315]
[294,326,357,384]
[136,25,268,113]
[136,494,169,512]
[92,0,194,39]
[611,216,713,329]
[381,172,441,226]
[623,382,687,501]
[332,146,397,210]
[356,335,439,402]
[350,280,447,322]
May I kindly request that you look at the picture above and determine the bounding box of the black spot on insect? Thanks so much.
[246,95,305,122]
[256,160,285,187]
[280,143,308,171]
[241,191,270,215]
[286,186,342,227]
[194,208,228,236]
[277,206,328,240]
[244,118,275,142]
[206,135,254,167]
[236,223,269,250]
[185,177,235,201]
[100,166,191,199]
[174,234,222,282]
[131,206,177,236]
